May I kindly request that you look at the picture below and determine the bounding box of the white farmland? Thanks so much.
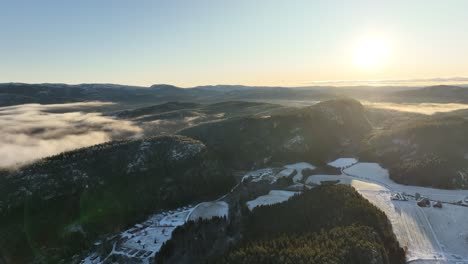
[327,158,358,169]
[307,162,468,264]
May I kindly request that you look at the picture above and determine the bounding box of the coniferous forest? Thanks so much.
[155,185,406,264]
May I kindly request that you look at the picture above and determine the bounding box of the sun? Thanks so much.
[353,36,390,71]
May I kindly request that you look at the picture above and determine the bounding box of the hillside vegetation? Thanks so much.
[155,185,405,264]
[0,136,235,263]
[117,101,291,136]
[180,98,371,169]
[221,185,405,264]
[363,115,468,189]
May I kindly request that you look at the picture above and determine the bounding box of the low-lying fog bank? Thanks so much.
[0,102,142,168]
[363,101,468,115]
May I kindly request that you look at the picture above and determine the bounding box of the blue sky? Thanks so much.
[1,0,468,86]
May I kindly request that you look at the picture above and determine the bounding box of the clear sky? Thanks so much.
[1,0,468,87]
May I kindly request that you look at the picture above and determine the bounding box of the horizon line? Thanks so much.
[2,76,468,89]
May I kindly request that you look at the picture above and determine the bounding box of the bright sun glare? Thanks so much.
[353,36,390,71]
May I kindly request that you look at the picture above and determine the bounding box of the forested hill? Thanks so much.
[154,185,405,264]
[0,135,235,263]
[180,98,371,169]
[220,185,405,264]
[363,115,468,189]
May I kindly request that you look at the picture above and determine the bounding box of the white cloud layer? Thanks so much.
[307,77,468,86]
[0,102,142,168]
[363,101,468,115]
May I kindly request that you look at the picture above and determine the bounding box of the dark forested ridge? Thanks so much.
[222,225,396,264]
[363,115,468,189]
[231,185,405,264]
[0,136,235,263]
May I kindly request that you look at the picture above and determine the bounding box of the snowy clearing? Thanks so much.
[285,162,316,182]
[343,162,468,203]
[327,158,358,169]
[188,201,228,220]
[307,161,468,264]
[246,190,298,211]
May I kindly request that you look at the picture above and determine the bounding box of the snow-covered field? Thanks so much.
[343,162,468,203]
[188,201,229,220]
[327,158,358,169]
[306,161,468,264]
[284,162,316,182]
[246,190,298,211]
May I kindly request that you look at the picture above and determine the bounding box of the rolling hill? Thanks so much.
[0,135,235,263]
[362,115,468,189]
[179,98,372,169]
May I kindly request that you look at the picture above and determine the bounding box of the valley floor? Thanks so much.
[82,160,468,264]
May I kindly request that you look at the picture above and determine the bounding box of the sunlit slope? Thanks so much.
[180,98,372,168]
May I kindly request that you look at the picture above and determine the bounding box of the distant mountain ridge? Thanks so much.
[4,82,462,107]
[389,85,468,103]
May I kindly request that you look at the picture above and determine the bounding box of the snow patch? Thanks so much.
[188,201,228,220]
[247,190,298,211]
[285,162,316,182]
[327,158,358,169]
